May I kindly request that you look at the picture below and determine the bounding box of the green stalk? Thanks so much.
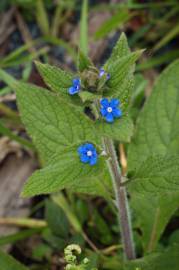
[94,101,135,260]
[103,137,135,260]
[0,217,47,228]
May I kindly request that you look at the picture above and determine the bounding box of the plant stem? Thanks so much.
[103,137,135,260]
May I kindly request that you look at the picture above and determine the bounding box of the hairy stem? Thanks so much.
[103,137,135,260]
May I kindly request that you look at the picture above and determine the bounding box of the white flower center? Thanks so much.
[107,107,113,113]
[87,150,93,157]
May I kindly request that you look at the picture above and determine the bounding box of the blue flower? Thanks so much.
[99,68,110,80]
[78,143,98,166]
[68,78,81,95]
[100,98,122,123]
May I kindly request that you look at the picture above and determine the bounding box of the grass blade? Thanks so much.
[36,0,50,35]
[0,120,34,149]
[94,9,131,40]
[80,0,88,55]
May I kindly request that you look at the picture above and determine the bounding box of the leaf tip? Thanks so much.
[20,190,28,198]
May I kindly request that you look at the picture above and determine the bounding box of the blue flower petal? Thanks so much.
[89,156,97,166]
[110,98,120,107]
[68,86,78,95]
[100,107,107,117]
[99,68,105,77]
[112,108,122,118]
[78,145,86,154]
[73,78,80,87]
[80,154,90,163]
[106,113,114,123]
[78,143,98,165]
[92,151,97,157]
[106,73,110,80]
[85,143,94,151]
[100,98,109,108]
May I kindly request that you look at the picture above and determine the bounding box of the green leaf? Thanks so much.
[35,61,77,102]
[103,245,179,269]
[124,245,179,270]
[42,228,66,250]
[107,50,143,88]
[16,82,98,163]
[104,32,131,68]
[77,49,94,72]
[45,199,69,238]
[92,209,113,245]
[105,50,143,112]
[21,146,109,197]
[79,91,101,102]
[95,115,134,142]
[128,60,179,252]
[128,59,179,171]
[35,61,82,106]
[124,244,179,270]
[102,33,140,113]
[75,199,89,225]
[0,250,29,270]
[131,192,179,252]
[130,155,179,193]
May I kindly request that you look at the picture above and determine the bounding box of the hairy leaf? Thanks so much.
[16,82,99,163]
[107,51,142,88]
[131,192,179,252]
[95,115,133,142]
[125,244,179,270]
[105,32,130,66]
[104,50,143,112]
[130,155,179,193]
[128,59,179,171]
[35,62,81,104]
[79,91,101,102]
[128,60,179,251]
[22,146,110,197]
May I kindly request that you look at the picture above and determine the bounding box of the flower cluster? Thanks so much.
[69,70,123,166]
[78,143,98,166]
[68,78,81,95]
[100,98,122,123]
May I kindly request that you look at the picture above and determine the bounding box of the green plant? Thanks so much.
[16,33,142,260]
[64,244,97,270]
[1,32,179,269]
